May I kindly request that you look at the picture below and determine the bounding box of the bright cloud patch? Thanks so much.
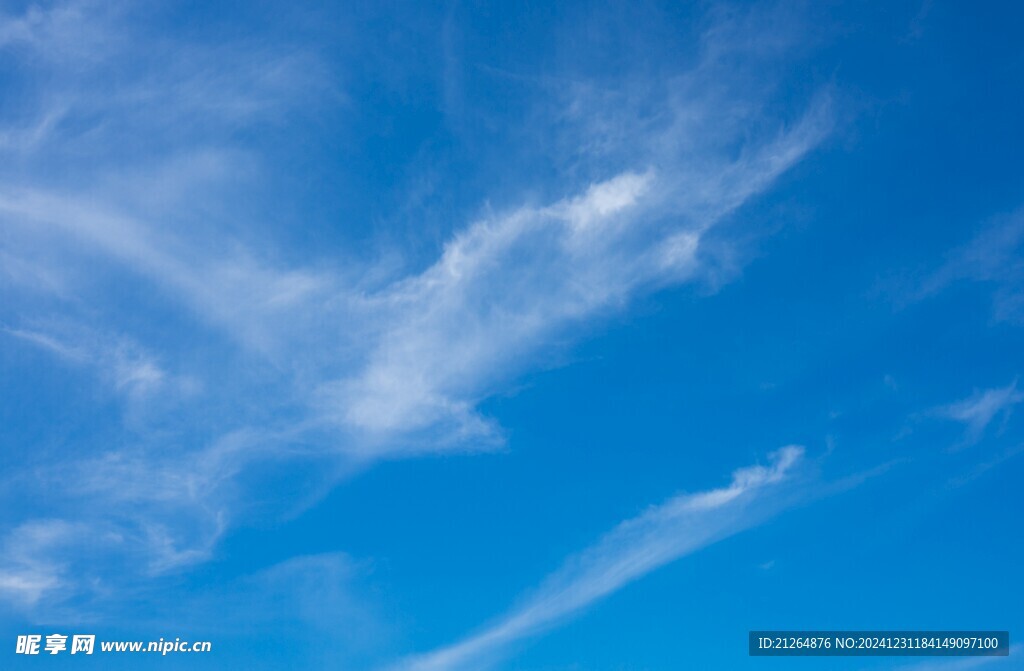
[401,447,805,671]
[0,0,831,615]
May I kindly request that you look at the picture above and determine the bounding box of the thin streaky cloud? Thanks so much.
[0,0,832,611]
[948,444,1024,488]
[322,101,830,450]
[2,322,180,401]
[400,446,805,671]
[922,208,1024,323]
[935,381,1023,444]
[0,2,1019,668]
[0,0,335,154]
[0,520,80,607]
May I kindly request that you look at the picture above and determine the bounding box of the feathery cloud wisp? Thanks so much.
[400,447,805,671]
[0,0,832,610]
[924,209,1024,323]
[936,381,1023,444]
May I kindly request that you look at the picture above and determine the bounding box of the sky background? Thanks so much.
[0,1,1022,669]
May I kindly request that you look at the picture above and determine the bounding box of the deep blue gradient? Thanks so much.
[1,2,1022,670]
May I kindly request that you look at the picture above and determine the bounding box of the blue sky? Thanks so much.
[0,1,1022,669]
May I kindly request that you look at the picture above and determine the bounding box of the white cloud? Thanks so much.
[319,98,829,449]
[0,0,833,608]
[948,444,1024,488]
[923,209,1024,323]
[936,381,1023,443]
[400,447,805,671]
[0,0,118,63]
[0,1,336,158]
[3,323,173,398]
[0,520,79,606]
[0,187,339,358]
[0,88,829,451]
[121,552,393,668]
[0,568,61,606]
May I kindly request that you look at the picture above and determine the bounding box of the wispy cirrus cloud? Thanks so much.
[923,209,1024,323]
[0,0,119,62]
[188,553,392,667]
[0,520,77,607]
[3,323,177,399]
[325,101,829,450]
[934,381,1023,444]
[399,447,806,671]
[0,0,336,156]
[0,0,833,611]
